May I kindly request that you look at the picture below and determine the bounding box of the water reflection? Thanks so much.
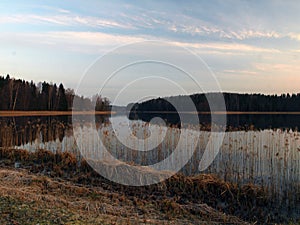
[0,113,299,209]
[0,115,109,147]
[129,112,300,130]
[2,112,300,148]
[7,115,300,207]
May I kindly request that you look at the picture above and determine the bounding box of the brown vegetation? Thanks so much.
[0,148,297,224]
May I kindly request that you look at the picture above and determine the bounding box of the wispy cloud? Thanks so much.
[45,31,145,45]
[31,5,72,14]
[255,62,300,74]
[171,41,280,54]
[0,30,281,56]
[167,23,281,40]
[2,0,300,97]
[223,69,258,75]
[288,33,300,41]
[0,14,65,25]
[0,31,148,55]
[0,14,134,29]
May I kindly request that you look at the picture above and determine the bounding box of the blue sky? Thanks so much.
[1,0,300,104]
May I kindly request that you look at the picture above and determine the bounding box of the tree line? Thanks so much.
[130,92,300,112]
[0,75,110,111]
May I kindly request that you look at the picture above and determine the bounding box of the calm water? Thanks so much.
[130,112,300,130]
[0,113,299,214]
[1,113,300,148]
[2,112,300,129]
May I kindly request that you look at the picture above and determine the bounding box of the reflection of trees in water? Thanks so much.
[129,112,300,131]
[225,114,300,130]
[0,115,110,147]
[0,117,68,147]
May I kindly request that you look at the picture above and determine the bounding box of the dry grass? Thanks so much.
[0,148,254,225]
[0,167,250,225]
[1,148,297,224]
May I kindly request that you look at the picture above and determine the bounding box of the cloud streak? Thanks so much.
[0,30,282,56]
[0,14,134,29]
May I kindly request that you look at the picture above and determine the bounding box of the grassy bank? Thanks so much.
[0,148,298,224]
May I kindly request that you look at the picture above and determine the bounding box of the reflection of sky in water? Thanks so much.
[110,115,167,151]
[15,116,300,187]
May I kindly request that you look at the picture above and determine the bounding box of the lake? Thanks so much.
[0,113,299,215]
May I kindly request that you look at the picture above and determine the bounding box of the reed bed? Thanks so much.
[0,147,262,224]
[0,119,69,151]
[71,123,300,212]
[1,117,300,218]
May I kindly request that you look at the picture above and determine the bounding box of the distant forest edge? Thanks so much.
[130,92,300,112]
[2,75,300,113]
[0,75,110,111]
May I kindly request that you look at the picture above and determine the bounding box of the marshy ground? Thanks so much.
[0,148,298,224]
[0,167,248,225]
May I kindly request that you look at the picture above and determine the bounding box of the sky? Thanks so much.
[1,0,300,105]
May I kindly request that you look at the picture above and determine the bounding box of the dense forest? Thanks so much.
[0,75,110,111]
[2,74,300,112]
[130,92,300,112]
